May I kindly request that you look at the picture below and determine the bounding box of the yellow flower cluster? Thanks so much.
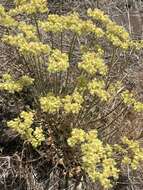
[80,20,104,37]
[121,90,143,112]
[78,51,107,75]
[65,12,87,35]
[14,0,29,6]
[18,75,35,86]
[39,12,104,37]
[0,5,5,17]
[121,90,135,104]
[0,5,17,27]
[129,40,143,50]
[2,33,26,46]
[7,111,34,137]
[87,8,130,49]
[87,8,110,24]
[48,49,69,73]
[38,14,66,33]
[134,102,143,112]
[0,3,45,35]
[40,94,62,113]
[0,73,34,93]
[63,91,84,114]
[67,128,86,146]
[68,129,119,189]
[108,81,123,96]
[68,129,143,188]
[19,41,50,55]
[40,91,84,114]
[122,137,143,170]
[18,21,38,41]
[2,34,51,55]
[31,126,45,148]
[7,111,45,148]
[88,79,110,101]
[106,22,130,49]
[2,73,12,80]
[9,0,48,16]
[64,13,104,36]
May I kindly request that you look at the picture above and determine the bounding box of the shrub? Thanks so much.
[0,1,143,189]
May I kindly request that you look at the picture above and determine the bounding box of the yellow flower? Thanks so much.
[68,128,86,147]
[108,81,123,96]
[68,129,119,189]
[0,74,34,93]
[121,90,135,104]
[7,111,45,148]
[40,94,62,113]
[63,91,84,114]
[122,156,131,165]
[39,12,104,37]
[134,102,143,112]
[2,34,51,55]
[87,8,110,24]
[20,41,51,55]
[0,5,17,27]
[87,8,130,49]
[48,49,69,73]
[79,20,104,37]
[78,51,107,75]
[88,79,110,101]
[18,21,38,41]
[2,73,12,81]
[9,0,48,16]
[122,137,143,170]
[121,90,143,112]
[7,111,34,138]
[39,14,66,33]
[32,126,45,148]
